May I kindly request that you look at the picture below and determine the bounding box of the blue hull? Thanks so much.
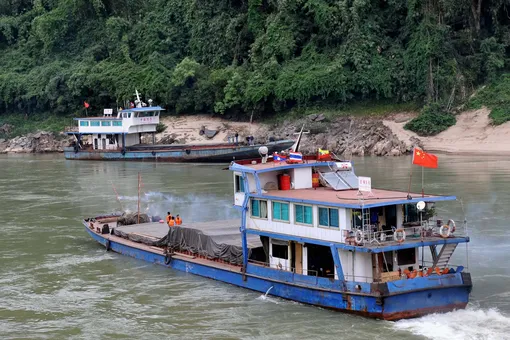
[86,227,471,320]
[65,141,294,162]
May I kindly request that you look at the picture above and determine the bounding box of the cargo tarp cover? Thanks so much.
[155,227,247,265]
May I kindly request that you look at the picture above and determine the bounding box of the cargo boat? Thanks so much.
[64,91,294,162]
[84,156,472,320]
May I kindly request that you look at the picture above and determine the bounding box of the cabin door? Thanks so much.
[102,138,106,150]
[94,138,98,150]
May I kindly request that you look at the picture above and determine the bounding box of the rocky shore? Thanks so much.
[0,125,72,154]
[257,114,420,157]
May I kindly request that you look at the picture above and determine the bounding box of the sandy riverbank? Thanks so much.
[157,115,265,144]
[383,108,510,156]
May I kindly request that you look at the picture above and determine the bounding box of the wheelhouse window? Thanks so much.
[91,121,100,127]
[295,204,313,225]
[319,207,339,228]
[251,199,268,219]
[272,201,289,222]
[101,121,111,126]
[79,121,89,127]
[235,175,245,193]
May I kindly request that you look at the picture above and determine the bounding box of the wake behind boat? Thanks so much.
[64,90,294,162]
[83,149,472,320]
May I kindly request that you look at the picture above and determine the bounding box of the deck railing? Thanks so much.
[346,218,467,247]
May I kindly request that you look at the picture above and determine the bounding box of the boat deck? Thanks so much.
[113,219,262,248]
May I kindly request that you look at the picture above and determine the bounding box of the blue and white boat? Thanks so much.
[84,155,472,320]
[64,90,294,162]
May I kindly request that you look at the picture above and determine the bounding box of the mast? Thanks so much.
[137,172,141,224]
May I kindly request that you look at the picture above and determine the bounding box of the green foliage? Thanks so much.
[0,113,72,139]
[469,74,510,125]
[1,0,510,135]
[404,104,456,136]
[156,122,167,133]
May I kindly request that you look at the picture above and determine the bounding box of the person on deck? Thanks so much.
[166,212,173,226]
[168,217,176,227]
[175,215,182,225]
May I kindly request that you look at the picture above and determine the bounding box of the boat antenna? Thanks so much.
[111,181,124,211]
[291,124,305,152]
[135,89,141,103]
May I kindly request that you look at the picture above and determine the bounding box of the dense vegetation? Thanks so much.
[1,0,509,129]
[468,73,510,125]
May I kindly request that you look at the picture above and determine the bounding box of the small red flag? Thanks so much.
[84,101,90,109]
[412,148,438,168]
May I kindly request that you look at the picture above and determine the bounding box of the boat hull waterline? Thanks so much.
[65,141,294,162]
[86,227,471,320]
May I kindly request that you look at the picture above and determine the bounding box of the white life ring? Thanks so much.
[439,225,451,238]
[355,230,364,245]
[379,233,387,242]
[393,229,406,243]
[447,219,456,233]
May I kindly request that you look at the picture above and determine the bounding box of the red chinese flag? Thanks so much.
[84,101,90,109]
[412,148,438,168]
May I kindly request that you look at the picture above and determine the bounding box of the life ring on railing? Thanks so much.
[277,263,283,270]
[447,219,456,233]
[393,229,406,243]
[354,230,364,245]
[439,225,451,238]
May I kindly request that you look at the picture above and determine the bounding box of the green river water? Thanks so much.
[0,154,509,339]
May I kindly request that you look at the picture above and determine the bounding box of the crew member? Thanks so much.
[166,212,173,226]
[168,216,176,227]
[175,215,182,225]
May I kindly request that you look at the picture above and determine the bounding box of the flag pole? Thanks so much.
[421,166,424,197]
[407,148,415,196]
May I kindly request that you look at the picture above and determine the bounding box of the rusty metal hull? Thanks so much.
[64,140,294,163]
[85,226,472,320]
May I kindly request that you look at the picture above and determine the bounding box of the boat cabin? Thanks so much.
[231,159,468,284]
[66,90,164,152]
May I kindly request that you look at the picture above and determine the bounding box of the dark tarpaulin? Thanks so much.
[155,227,249,265]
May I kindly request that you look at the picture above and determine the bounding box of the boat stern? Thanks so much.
[377,271,472,320]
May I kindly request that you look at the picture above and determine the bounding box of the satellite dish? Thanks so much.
[416,201,426,211]
[258,146,268,156]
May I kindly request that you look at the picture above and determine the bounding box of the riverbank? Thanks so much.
[1,107,509,156]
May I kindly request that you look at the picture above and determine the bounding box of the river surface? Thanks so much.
[0,154,509,340]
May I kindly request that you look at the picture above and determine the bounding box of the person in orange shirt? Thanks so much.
[166,212,173,226]
[168,216,175,227]
[175,215,182,225]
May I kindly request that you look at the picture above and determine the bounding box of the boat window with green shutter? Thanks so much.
[101,121,111,126]
[235,175,245,193]
[91,121,100,126]
[80,121,89,127]
[272,201,289,222]
[319,207,339,228]
[251,199,268,219]
[295,204,313,225]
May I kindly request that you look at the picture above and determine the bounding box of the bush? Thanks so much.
[156,122,167,133]
[404,104,456,136]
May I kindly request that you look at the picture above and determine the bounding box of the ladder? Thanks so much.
[431,243,458,268]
